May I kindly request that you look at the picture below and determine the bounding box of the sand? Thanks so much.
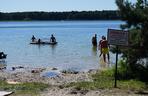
[0,67,145,96]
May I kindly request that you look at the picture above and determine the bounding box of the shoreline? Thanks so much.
[0,66,96,96]
[0,66,95,85]
[0,66,147,96]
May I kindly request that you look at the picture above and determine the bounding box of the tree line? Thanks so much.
[0,10,121,21]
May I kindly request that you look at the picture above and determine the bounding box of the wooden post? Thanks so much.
[114,45,118,88]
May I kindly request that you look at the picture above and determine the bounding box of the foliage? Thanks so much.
[117,59,128,80]
[115,0,148,82]
[118,80,145,90]
[116,0,148,58]
[65,69,146,91]
[0,10,121,21]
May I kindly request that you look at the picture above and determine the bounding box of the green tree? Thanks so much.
[0,11,121,21]
[116,0,148,81]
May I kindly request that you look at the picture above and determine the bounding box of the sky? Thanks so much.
[0,0,136,12]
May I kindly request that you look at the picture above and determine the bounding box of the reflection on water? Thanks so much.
[37,44,41,49]
[99,55,113,69]
[0,60,7,69]
[91,46,97,56]
[99,57,109,69]
[50,44,57,55]
[0,60,7,64]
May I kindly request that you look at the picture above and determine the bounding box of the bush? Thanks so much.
[116,59,148,82]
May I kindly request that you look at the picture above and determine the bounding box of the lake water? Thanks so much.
[0,21,123,71]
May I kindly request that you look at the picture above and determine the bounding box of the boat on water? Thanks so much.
[30,41,57,45]
[0,52,7,59]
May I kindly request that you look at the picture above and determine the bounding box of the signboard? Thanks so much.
[108,29,129,46]
[107,29,129,88]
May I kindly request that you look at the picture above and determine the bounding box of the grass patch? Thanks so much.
[0,81,49,95]
[118,80,146,90]
[65,69,147,91]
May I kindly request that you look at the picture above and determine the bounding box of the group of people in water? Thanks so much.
[31,34,56,43]
[92,34,110,63]
[31,33,109,63]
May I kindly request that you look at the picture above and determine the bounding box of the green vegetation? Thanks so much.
[65,67,147,91]
[115,0,148,82]
[0,10,121,21]
[0,81,48,95]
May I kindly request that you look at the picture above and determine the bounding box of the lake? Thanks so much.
[0,21,123,71]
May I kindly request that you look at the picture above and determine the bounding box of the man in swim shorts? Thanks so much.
[99,36,110,63]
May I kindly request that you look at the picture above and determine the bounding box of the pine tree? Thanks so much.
[116,0,148,81]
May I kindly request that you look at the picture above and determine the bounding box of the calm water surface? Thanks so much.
[0,21,123,71]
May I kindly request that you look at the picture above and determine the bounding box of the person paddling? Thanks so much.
[31,35,36,42]
[50,34,56,43]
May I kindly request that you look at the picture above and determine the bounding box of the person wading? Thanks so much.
[99,36,110,63]
[92,34,97,47]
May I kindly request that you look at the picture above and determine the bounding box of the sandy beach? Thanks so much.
[0,66,144,96]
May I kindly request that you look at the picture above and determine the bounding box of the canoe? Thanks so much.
[0,91,14,96]
[30,41,57,45]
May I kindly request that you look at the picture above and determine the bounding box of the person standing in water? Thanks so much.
[50,34,56,43]
[31,35,36,42]
[99,36,110,63]
[99,36,104,57]
[92,34,97,47]
[38,38,41,43]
